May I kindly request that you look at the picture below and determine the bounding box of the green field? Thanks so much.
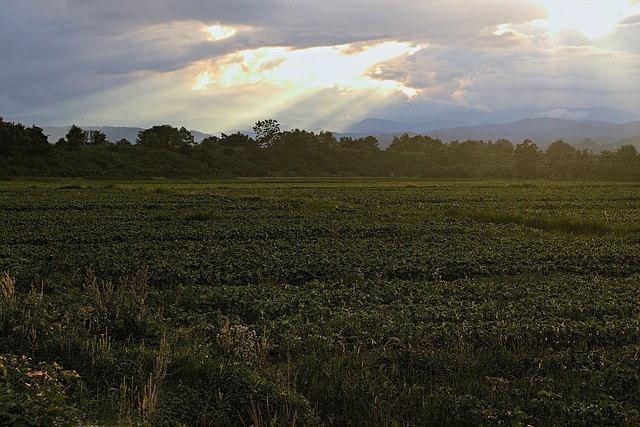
[2,179,640,426]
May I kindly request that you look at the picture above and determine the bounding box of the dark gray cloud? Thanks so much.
[60,0,282,27]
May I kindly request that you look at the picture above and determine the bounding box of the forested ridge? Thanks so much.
[2,117,639,179]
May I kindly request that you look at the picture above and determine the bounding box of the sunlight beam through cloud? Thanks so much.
[193,41,423,97]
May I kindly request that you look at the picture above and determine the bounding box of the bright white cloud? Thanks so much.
[192,41,423,97]
[496,0,640,43]
[204,24,238,41]
[532,0,640,39]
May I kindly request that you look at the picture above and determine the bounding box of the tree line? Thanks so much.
[1,117,639,179]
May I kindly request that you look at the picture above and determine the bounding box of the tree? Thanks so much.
[387,134,442,152]
[61,125,86,151]
[253,119,281,148]
[340,135,380,150]
[545,140,579,178]
[179,127,195,149]
[110,138,132,153]
[489,139,514,156]
[484,139,514,178]
[92,130,108,145]
[615,144,638,159]
[200,135,220,148]
[273,129,320,151]
[0,117,50,158]
[218,132,256,148]
[513,139,541,179]
[613,145,640,179]
[318,131,339,149]
[136,125,195,150]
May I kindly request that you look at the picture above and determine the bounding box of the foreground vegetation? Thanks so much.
[2,179,640,426]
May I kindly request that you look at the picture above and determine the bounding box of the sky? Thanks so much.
[3,0,640,133]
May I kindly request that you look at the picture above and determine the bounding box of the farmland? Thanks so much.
[2,179,640,426]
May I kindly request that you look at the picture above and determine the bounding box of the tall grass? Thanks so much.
[0,271,319,426]
[447,209,613,235]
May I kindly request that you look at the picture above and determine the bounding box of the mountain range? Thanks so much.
[340,117,640,151]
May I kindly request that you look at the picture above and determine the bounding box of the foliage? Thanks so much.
[0,117,50,174]
[388,133,443,153]
[339,135,380,150]
[136,124,195,151]
[88,130,108,145]
[3,117,640,179]
[253,119,281,148]
[64,125,87,151]
[0,354,80,426]
[1,180,640,425]
[513,139,541,178]
[219,131,258,148]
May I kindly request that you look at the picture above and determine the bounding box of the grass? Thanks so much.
[447,209,613,235]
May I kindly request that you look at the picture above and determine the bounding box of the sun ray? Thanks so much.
[186,39,424,130]
[192,71,210,90]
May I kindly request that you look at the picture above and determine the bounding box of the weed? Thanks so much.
[218,315,269,365]
[139,336,171,422]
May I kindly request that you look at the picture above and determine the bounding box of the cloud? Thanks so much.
[60,0,281,27]
[3,0,640,131]
[539,109,590,120]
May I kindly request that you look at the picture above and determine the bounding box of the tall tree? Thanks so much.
[91,130,108,145]
[179,127,195,148]
[253,119,281,148]
[65,125,86,151]
[513,139,541,179]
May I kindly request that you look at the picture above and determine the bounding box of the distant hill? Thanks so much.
[429,118,619,145]
[346,118,467,134]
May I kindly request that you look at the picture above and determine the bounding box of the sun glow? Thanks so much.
[530,0,640,39]
[204,24,237,41]
[192,41,422,97]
